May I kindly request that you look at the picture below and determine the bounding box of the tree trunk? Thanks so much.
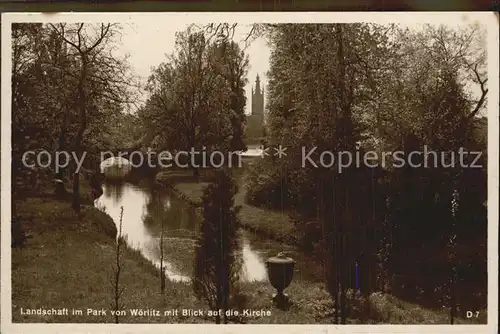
[215,298,221,325]
[215,255,222,324]
[340,230,347,324]
[160,195,166,295]
[222,288,228,324]
[319,173,339,323]
[450,270,456,324]
[449,183,459,324]
[55,131,68,198]
[72,55,88,213]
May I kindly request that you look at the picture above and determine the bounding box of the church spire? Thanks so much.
[255,74,261,94]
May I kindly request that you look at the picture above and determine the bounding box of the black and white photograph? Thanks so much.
[1,12,498,333]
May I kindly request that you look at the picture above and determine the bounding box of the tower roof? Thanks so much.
[255,74,261,94]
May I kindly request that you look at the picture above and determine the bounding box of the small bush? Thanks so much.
[244,158,288,209]
[290,216,322,252]
[244,156,319,217]
[344,289,371,322]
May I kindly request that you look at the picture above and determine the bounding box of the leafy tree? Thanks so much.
[376,25,488,315]
[212,40,249,152]
[259,23,397,323]
[12,24,84,202]
[12,24,75,170]
[142,27,249,178]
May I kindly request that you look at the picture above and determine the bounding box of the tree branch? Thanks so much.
[467,63,488,120]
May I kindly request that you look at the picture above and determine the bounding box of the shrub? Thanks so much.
[290,216,322,252]
[244,156,319,216]
[244,157,288,209]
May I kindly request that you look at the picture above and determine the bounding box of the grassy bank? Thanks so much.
[155,170,206,207]
[11,193,343,324]
[156,168,299,245]
[12,196,208,323]
[10,177,339,324]
[235,181,298,245]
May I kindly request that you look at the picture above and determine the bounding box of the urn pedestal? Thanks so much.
[266,252,295,309]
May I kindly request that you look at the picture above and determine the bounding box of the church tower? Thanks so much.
[251,74,264,119]
[246,74,265,142]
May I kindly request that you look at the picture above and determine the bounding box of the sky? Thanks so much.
[116,21,485,116]
[118,23,271,115]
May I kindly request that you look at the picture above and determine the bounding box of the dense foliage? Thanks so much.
[245,23,488,322]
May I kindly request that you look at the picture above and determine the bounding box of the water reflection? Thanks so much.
[95,182,190,281]
[95,181,274,283]
[241,237,267,281]
[103,181,125,205]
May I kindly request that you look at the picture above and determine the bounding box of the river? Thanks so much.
[94,180,321,284]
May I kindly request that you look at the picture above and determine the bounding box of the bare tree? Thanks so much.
[407,24,488,121]
[49,23,138,212]
[196,23,266,50]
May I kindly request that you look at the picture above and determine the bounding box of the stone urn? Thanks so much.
[266,252,295,307]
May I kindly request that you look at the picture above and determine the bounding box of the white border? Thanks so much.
[1,12,498,334]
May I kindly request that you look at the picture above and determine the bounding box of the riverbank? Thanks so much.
[155,170,205,207]
[10,183,340,324]
[12,194,208,323]
[156,169,299,246]
[11,191,350,324]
